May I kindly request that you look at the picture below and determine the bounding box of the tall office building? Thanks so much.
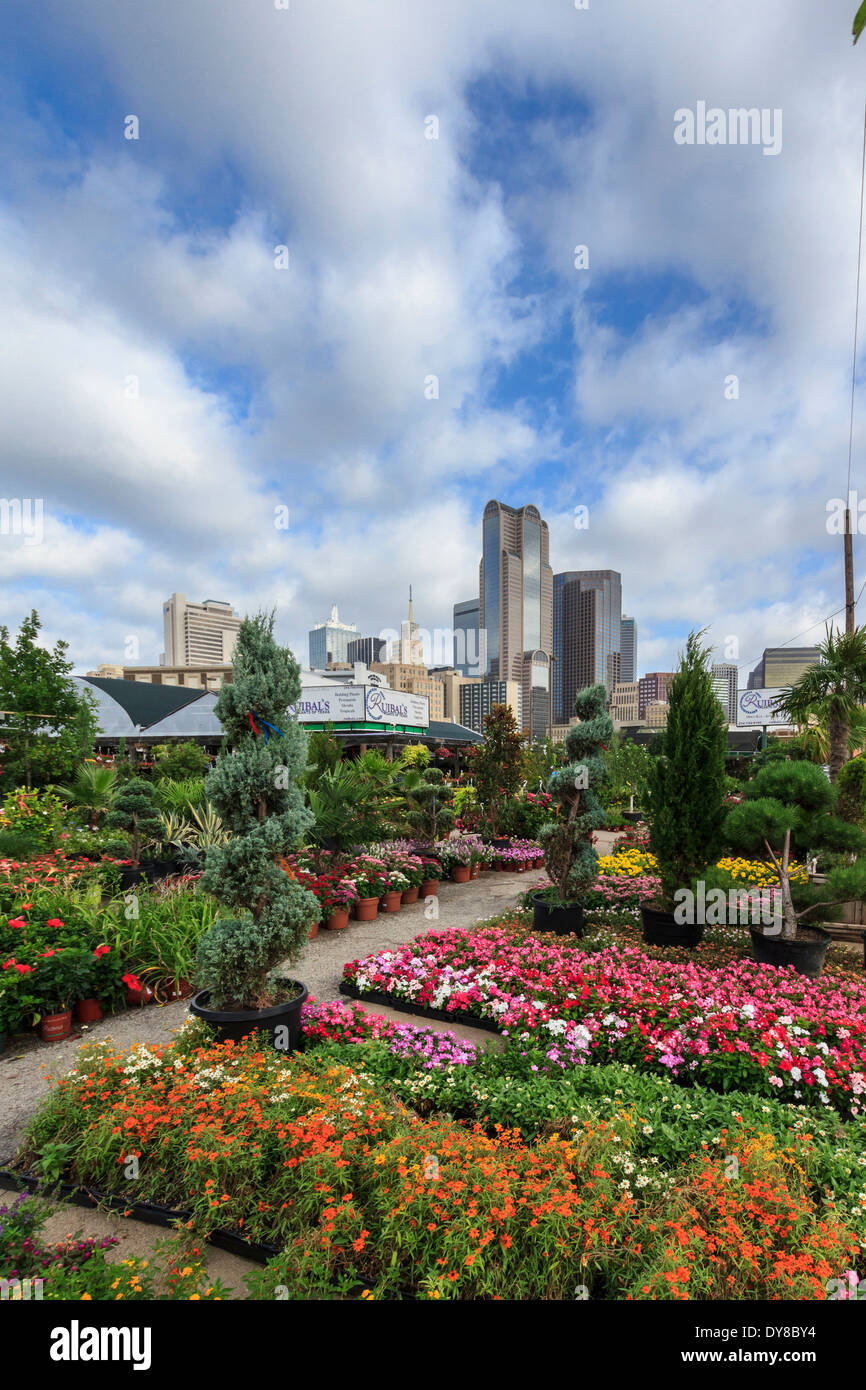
[308,604,358,669]
[638,672,674,720]
[609,681,640,725]
[620,617,637,684]
[748,647,821,689]
[520,649,551,743]
[459,680,523,735]
[452,598,486,677]
[479,501,553,683]
[161,594,241,667]
[554,570,622,722]
[711,663,739,724]
[347,635,386,666]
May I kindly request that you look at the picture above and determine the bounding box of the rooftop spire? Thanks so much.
[408,584,414,622]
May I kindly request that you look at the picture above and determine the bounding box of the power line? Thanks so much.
[848,95,866,499]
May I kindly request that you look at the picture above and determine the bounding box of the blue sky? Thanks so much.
[1,0,864,681]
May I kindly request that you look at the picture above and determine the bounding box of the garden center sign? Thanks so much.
[736,688,790,727]
[288,684,429,732]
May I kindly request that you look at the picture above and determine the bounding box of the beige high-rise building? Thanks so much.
[162,594,241,667]
[87,662,231,691]
[610,680,640,725]
[645,700,669,728]
[479,501,553,685]
[428,668,481,722]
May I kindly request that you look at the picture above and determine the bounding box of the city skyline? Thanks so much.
[2,4,862,687]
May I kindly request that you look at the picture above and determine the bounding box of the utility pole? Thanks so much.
[845,505,856,634]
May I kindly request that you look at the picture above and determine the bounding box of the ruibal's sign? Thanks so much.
[287,683,429,728]
[736,688,790,727]
[288,686,365,722]
[365,686,429,728]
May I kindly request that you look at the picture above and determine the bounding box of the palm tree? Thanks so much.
[55,763,118,829]
[776,627,866,781]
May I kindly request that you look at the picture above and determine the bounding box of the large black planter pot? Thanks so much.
[117,865,145,891]
[531,892,584,938]
[623,811,643,824]
[641,903,705,948]
[189,982,308,1048]
[749,926,830,979]
[491,837,511,849]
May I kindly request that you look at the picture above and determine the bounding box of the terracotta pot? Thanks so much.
[354,896,379,921]
[382,890,402,913]
[470,864,480,879]
[451,865,471,883]
[74,997,103,1024]
[534,856,544,869]
[401,886,419,905]
[324,909,350,931]
[126,985,156,1007]
[40,1009,72,1042]
[308,919,320,938]
[419,880,439,898]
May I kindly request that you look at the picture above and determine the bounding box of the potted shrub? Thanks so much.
[190,613,319,1048]
[103,779,163,887]
[465,704,524,840]
[0,967,39,1051]
[724,759,866,977]
[642,631,728,947]
[534,683,612,936]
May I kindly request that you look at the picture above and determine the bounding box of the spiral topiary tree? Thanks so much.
[539,683,612,906]
[194,612,319,1010]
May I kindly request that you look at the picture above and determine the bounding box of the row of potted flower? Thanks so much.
[0,943,172,1047]
[284,850,444,930]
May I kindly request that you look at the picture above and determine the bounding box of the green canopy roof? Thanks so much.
[82,677,206,731]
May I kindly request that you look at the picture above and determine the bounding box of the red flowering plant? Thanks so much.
[0,965,40,1034]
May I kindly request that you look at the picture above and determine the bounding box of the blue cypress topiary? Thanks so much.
[539,682,612,907]
[194,612,319,1009]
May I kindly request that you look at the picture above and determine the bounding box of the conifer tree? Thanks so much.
[539,683,611,905]
[645,630,728,910]
[194,613,318,1009]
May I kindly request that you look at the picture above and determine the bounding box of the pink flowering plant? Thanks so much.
[342,922,866,1117]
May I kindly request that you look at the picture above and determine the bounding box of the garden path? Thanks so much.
[0,867,545,1165]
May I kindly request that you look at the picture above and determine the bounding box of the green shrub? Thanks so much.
[539,683,611,906]
[195,613,319,1009]
[645,631,728,909]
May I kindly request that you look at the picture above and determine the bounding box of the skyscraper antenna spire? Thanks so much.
[408,584,414,622]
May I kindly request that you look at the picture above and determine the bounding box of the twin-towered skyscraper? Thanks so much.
[454,498,636,732]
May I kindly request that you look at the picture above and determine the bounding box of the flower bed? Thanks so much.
[597,848,808,886]
[341,922,866,1115]
[14,1017,862,1300]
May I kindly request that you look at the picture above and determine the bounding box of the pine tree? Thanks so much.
[645,630,728,910]
[539,683,611,906]
[194,613,318,1010]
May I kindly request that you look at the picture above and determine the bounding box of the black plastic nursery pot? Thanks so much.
[623,812,643,824]
[749,925,830,979]
[531,892,585,938]
[189,981,309,1047]
[641,903,705,948]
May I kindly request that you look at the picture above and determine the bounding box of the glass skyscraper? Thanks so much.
[553,570,622,723]
[478,500,553,684]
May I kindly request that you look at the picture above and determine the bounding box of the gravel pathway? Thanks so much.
[0,867,545,1166]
